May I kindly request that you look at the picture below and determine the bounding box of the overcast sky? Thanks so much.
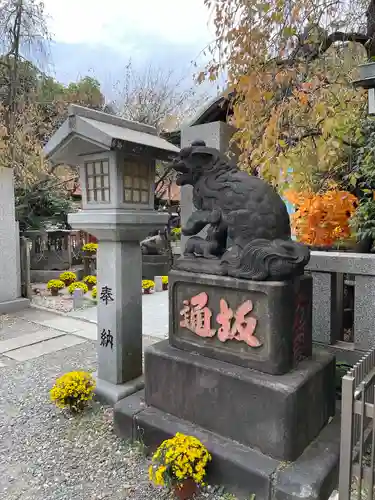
[42,0,214,96]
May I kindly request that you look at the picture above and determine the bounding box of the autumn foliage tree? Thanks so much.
[201,0,374,192]
[285,189,358,246]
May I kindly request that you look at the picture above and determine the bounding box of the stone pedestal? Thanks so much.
[114,269,340,499]
[169,270,312,375]
[145,341,334,461]
[142,254,170,280]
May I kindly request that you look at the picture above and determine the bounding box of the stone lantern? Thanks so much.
[354,61,375,114]
[44,104,179,403]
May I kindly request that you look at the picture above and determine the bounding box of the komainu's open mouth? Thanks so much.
[176,172,190,186]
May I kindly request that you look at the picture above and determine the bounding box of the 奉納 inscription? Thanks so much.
[100,328,114,349]
[100,286,114,305]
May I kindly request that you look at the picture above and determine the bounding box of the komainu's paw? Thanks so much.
[208,208,221,225]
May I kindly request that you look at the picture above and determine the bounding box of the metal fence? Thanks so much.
[339,348,375,500]
[23,230,93,271]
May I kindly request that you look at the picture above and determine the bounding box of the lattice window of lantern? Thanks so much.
[85,160,110,203]
[123,161,150,204]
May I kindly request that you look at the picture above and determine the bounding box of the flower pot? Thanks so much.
[84,251,96,258]
[173,479,198,500]
[143,288,152,294]
[86,283,95,291]
[50,288,59,296]
[162,283,168,291]
[63,280,74,287]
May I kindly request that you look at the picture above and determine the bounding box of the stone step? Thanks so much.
[114,390,340,500]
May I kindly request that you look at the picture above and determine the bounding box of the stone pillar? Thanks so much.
[97,240,142,386]
[354,275,375,350]
[180,121,238,252]
[0,167,29,313]
[70,210,168,405]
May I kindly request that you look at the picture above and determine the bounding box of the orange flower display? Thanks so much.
[284,190,358,247]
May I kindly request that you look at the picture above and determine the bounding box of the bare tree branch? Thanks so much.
[111,59,208,133]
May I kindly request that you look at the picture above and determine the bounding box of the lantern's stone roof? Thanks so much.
[44,104,180,166]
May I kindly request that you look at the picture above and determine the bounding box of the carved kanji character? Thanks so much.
[100,329,114,349]
[216,299,261,348]
[179,292,215,337]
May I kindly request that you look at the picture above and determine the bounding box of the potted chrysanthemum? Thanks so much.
[149,433,211,499]
[83,275,97,291]
[67,281,89,295]
[59,271,77,287]
[162,276,168,291]
[50,371,96,413]
[47,279,65,296]
[142,279,155,294]
[82,243,98,256]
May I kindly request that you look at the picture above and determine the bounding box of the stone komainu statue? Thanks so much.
[171,140,310,281]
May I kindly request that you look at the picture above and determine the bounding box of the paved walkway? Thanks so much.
[0,291,168,366]
[67,290,169,339]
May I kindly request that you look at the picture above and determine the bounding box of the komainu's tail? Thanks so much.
[221,238,310,281]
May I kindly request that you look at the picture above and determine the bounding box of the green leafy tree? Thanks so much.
[349,118,375,246]
[15,178,75,230]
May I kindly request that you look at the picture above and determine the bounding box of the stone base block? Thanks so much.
[0,297,30,314]
[114,390,340,500]
[169,270,312,375]
[145,341,335,461]
[30,267,84,283]
[142,255,170,280]
[93,373,144,405]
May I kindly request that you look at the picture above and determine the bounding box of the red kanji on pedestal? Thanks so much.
[216,298,261,347]
[179,292,216,338]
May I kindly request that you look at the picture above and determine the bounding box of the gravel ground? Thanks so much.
[31,283,95,313]
[0,314,51,342]
[0,340,234,500]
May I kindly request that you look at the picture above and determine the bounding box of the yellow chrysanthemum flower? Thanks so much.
[148,433,212,489]
[50,371,95,413]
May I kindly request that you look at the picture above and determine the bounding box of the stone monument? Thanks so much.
[43,104,179,404]
[114,141,340,500]
[0,167,29,313]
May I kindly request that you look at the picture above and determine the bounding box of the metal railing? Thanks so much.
[339,348,375,500]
